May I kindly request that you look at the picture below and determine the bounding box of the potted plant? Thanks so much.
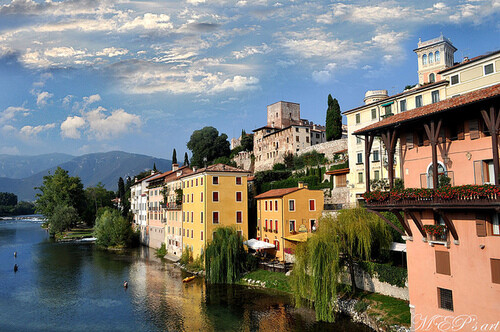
[423,224,447,241]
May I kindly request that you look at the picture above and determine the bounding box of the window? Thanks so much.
[423,54,427,65]
[265,219,268,231]
[371,109,377,119]
[356,113,360,124]
[358,172,364,184]
[493,214,500,235]
[236,177,242,185]
[275,220,278,233]
[451,74,459,85]
[357,152,363,164]
[435,51,440,62]
[295,127,299,132]
[432,90,440,103]
[274,240,280,250]
[269,200,273,211]
[438,288,453,311]
[274,200,278,211]
[296,136,299,142]
[212,211,219,224]
[372,150,380,162]
[310,219,316,232]
[356,136,362,145]
[289,199,295,211]
[200,211,203,224]
[213,192,219,202]
[269,220,273,231]
[309,199,316,211]
[289,220,295,232]
[374,170,380,181]
[212,176,218,185]
[384,104,392,116]
[196,178,198,186]
[435,251,451,275]
[191,180,193,187]
[236,192,242,202]
[492,259,500,284]
[201,231,204,241]
[265,201,268,211]
[186,181,189,188]
[400,100,407,112]
[484,63,494,75]
[191,230,193,238]
[236,211,242,224]
[415,95,423,108]
[201,178,203,185]
[429,73,435,83]
[306,136,309,143]
[191,212,193,223]
[191,193,193,202]
[201,192,203,202]
[429,52,434,64]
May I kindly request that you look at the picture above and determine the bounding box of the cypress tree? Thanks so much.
[325,94,335,141]
[326,95,343,141]
[172,149,177,164]
[184,152,189,166]
[153,163,157,172]
[117,177,125,200]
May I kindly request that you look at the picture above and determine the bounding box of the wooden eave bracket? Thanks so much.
[368,209,404,236]
[406,210,427,239]
[435,209,460,245]
[390,209,413,238]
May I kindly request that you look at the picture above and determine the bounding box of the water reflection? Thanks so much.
[0,219,371,332]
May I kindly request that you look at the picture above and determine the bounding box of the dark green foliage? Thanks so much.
[230,145,244,158]
[329,161,349,171]
[240,134,254,152]
[184,152,189,166]
[394,178,405,191]
[253,170,292,194]
[134,170,152,182]
[180,245,193,265]
[293,151,328,169]
[0,192,17,206]
[172,149,177,164]
[117,177,125,200]
[153,163,157,172]
[187,126,231,167]
[272,163,286,171]
[83,183,115,226]
[175,188,183,205]
[404,84,416,90]
[212,156,236,167]
[49,205,79,236]
[205,227,247,284]
[359,261,408,288]
[155,243,167,258]
[283,152,294,169]
[354,300,369,313]
[326,95,342,141]
[93,208,137,248]
[35,167,86,220]
[438,175,451,188]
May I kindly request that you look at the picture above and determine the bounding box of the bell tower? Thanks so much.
[414,35,457,85]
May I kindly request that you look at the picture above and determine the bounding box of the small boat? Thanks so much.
[183,276,195,283]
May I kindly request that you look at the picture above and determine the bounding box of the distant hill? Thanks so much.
[0,151,172,201]
[0,153,74,179]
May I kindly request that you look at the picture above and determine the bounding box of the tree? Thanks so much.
[184,152,189,166]
[325,94,342,141]
[93,207,137,248]
[172,149,177,164]
[153,163,157,172]
[49,205,79,236]
[291,208,391,322]
[240,134,254,152]
[83,183,115,226]
[0,192,17,206]
[205,227,247,284]
[117,177,125,200]
[35,167,86,220]
[283,152,294,169]
[187,126,231,167]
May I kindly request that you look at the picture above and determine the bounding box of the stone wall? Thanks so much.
[298,138,348,161]
[322,187,350,209]
[232,151,253,171]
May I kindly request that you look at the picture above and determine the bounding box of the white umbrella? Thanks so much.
[244,238,275,250]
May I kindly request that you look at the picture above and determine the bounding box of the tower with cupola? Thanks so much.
[414,35,457,85]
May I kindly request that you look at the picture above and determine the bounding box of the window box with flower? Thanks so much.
[423,224,448,245]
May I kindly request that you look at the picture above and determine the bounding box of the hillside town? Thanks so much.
[129,36,500,331]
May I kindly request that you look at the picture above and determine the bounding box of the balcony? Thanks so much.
[364,185,500,210]
[164,202,182,210]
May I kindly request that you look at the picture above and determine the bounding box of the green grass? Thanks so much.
[349,291,411,327]
[240,270,292,293]
[59,228,94,239]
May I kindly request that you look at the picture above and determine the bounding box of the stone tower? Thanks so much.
[266,101,300,129]
[414,35,457,85]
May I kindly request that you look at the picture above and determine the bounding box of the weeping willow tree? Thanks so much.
[291,207,391,322]
[205,227,247,284]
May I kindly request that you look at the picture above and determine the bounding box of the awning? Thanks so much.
[381,101,394,107]
[244,239,275,250]
[283,232,313,243]
[390,242,406,252]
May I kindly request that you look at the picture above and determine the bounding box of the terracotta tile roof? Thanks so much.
[254,187,302,199]
[325,168,350,175]
[354,83,500,135]
[179,163,250,179]
[164,166,193,182]
[439,49,500,74]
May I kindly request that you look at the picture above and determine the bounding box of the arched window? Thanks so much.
[435,51,440,62]
[429,73,435,83]
[423,54,427,65]
[429,52,434,64]
[427,162,446,188]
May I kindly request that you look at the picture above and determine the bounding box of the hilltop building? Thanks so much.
[344,35,500,203]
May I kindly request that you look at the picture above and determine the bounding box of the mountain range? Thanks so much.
[0,151,172,201]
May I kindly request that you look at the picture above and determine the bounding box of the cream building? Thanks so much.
[344,36,500,203]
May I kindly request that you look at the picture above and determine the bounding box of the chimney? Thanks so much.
[192,167,197,172]
[298,181,304,188]
[172,163,179,171]
[463,56,469,62]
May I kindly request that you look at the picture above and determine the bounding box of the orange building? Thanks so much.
[355,84,500,331]
[255,182,324,261]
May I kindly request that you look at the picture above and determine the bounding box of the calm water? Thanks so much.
[0,219,371,332]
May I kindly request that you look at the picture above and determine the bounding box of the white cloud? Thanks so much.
[312,70,331,84]
[36,91,53,107]
[61,116,85,139]
[232,43,272,59]
[96,47,129,57]
[19,123,56,137]
[86,107,141,140]
[0,106,31,124]
[210,75,259,93]
[83,94,101,106]
[119,13,173,31]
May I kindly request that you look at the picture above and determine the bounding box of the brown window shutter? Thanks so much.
[435,251,451,275]
[476,220,487,237]
[474,160,483,184]
[492,259,500,284]
[469,119,480,140]
[457,123,465,140]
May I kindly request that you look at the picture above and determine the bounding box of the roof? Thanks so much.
[325,168,350,176]
[252,125,275,132]
[354,83,500,135]
[254,187,302,199]
[343,80,448,115]
[439,49,500,75]
[179,163,250,179]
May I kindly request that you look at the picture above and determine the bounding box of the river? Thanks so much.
[0,218,371,332]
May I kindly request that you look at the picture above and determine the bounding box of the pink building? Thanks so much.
[355,84,500,331]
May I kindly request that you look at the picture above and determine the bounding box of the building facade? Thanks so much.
[355,83,500,331]
[255,183,324,261]
[131,171,162,245]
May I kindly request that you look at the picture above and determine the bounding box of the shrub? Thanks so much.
[273,163,286,171]
[49,205,79,236]
[354,300,369,313]
[93,208,136,248]
[360,261,407,288]
[155,243,167,258]
[180,245,193,265]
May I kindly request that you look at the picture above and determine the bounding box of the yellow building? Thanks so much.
[179,163,250,259]
[255,182,324,261]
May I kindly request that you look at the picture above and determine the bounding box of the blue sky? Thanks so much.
[0,0,499,159]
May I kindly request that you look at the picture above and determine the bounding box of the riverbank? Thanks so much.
[240,270,410,332]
